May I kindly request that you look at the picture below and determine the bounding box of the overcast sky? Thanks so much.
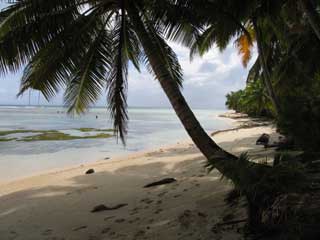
[0,3,256,109]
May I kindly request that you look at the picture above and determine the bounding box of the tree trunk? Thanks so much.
[252,18,282,116]
[300,0,320,41]
[126,8,255,183]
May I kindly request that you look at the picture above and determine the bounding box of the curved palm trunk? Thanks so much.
[126,8,271,189]
[300,0,320,41]
[252,18,281,116]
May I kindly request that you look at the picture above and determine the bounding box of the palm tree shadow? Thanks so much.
[0,134,274,239]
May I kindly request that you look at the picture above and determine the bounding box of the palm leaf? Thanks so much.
[190,25,216,59]
[106,5,130,143]
[235,34,253,67]
[64,27,112,114]
[0,0,80,74]
[246,57,261,83]
[139,10,183,87]
[18,12,105,99]
[149,0,202,48]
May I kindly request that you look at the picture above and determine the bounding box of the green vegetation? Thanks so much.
[226,79,273,118]
[0,130,44,137]
[76,128,113,132]
[19,131,112,142]
[0,129,112,142]
[0,138,17,142]
[219,1,320,152]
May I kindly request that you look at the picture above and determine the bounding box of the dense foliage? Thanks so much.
[226,79,273,118]
[216,0,320,152]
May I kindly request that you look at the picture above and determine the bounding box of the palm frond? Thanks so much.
[0,0,80,74]
[246,57,261,83]
[18,39,72,100]
[18,12,105,99]
[190,25,216,59]
[122,18,142,72]
[149,0,202,48]
[140,12,183,87]
[64,28,112,114]
[235,33,253,67]
[106,6,130,143]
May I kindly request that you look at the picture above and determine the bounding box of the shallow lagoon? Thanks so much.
[0,106,233,182]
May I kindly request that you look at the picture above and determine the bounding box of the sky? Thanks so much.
[0,3,256,109]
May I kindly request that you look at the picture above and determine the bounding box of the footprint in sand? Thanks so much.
[198,212,208,218]
[101,227,111,234]
[154,208,163,214]
[42,229,53,236]
[115,218,125,223]
[72,226,87,231]
[104,216,115,221]
[88,236,99,240]
[130,211,138,216]
[9,230,18,238]
[130,207,140,215]
[157,191,168,197]
[178,210,192,228]
[140,198,153,204]
[133,230,146,240]
[191,180,200,187]
[128,217,141,224]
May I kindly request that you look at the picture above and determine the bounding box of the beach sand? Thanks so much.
[0,125,278,240]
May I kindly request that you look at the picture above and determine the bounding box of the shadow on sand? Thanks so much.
[0,133,273,240]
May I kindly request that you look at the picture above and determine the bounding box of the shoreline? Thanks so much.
[0,116,278,240]
[0,115,237,185]
[0,114,275,190]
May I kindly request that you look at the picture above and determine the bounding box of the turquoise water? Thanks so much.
[0,106,233,182]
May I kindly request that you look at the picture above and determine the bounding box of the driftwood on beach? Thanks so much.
[91,204,128,213]
[143,178,177,188]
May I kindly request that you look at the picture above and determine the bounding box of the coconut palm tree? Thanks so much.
[251,17,282,115]
[0,0,250,180]
[183,0,282,116]
[299,0,320,41]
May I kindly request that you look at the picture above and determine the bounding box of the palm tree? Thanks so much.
[299,0,320,41]
[0,0,249,181]
[184,0,282,116]
[251,17,282,115]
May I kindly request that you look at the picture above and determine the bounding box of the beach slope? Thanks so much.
[0,126,277,240]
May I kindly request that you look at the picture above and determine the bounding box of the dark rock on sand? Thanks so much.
[143,178,177,188]
[85,169,95,174]
[256,133,270,146]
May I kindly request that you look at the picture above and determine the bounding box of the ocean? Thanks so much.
[0,106,233,182]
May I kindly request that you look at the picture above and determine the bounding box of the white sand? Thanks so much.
[0,125,278,240]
